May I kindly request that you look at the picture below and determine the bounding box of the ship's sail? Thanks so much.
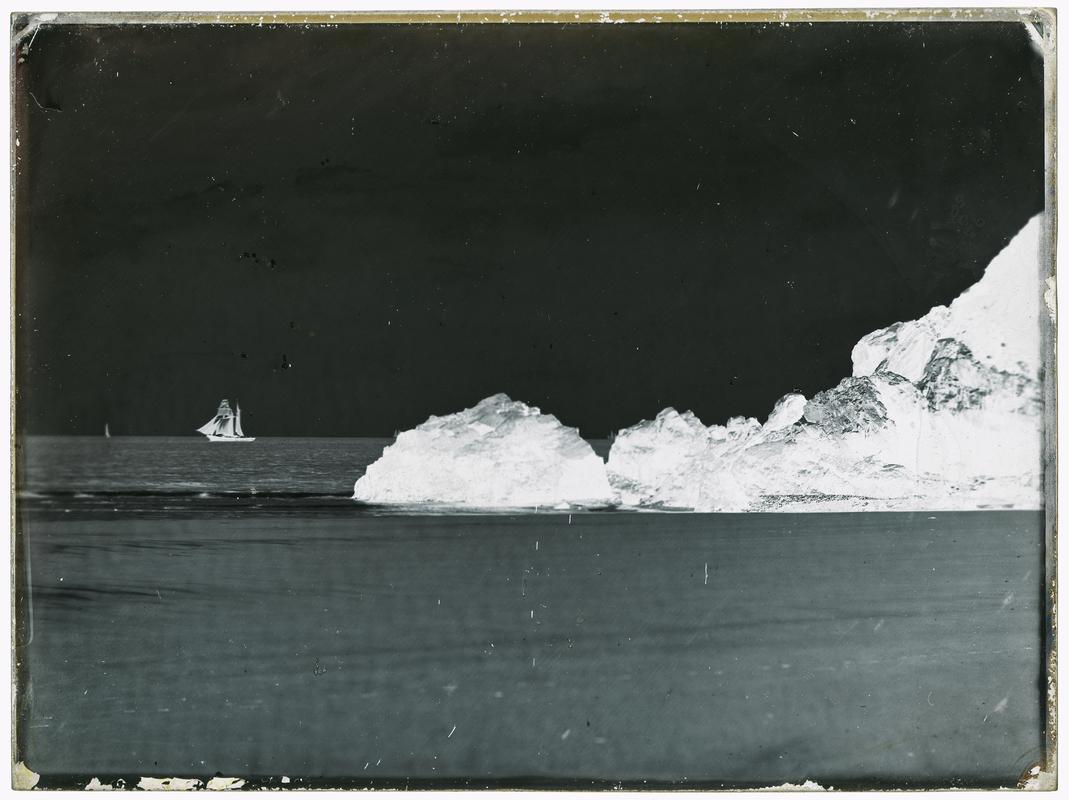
[196,417,220,436]
[198,400,234,436]
[197,399,254,440]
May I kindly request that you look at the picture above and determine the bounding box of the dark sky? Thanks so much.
[15,21,1045,436]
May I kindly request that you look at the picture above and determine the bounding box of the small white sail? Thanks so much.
[104,423,111,438]
[234,404,245,438]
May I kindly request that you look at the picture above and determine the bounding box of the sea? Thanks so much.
[14,436,1047,789]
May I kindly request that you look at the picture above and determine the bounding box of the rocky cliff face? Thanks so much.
[606,216,1046,512]
[918,338,1039,415]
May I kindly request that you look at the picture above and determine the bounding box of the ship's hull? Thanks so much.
[205,435,256,442]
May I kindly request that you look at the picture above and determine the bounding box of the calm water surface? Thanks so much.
[14,437,1046,788]
[19,436,394,496]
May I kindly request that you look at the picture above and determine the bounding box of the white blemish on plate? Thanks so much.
[758,780,828,791]
[137,777,203,791]
[206,776,246,790]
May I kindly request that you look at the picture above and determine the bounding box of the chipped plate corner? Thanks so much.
[1019,763,1057,790]
[11,12,57,55]
[1020,7,1056,57]
[12,761,40,790]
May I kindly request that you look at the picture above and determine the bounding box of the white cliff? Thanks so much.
[852,215,1043,381]
[607,216,1046,511]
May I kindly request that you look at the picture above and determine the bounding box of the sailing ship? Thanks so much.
[104,423,111,439]
[197,399,255,442]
